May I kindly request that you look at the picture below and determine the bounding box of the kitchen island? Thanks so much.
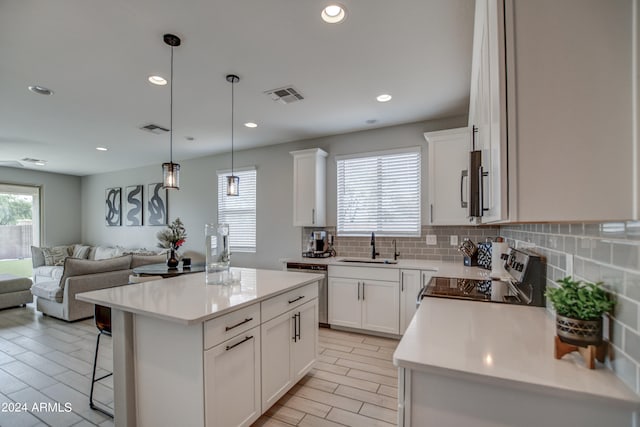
[394,297,640,427]
[77,267,323,427]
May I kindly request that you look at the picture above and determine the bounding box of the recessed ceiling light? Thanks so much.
[366,119,378,124]
[96,147,108,151]
[376,94,392,103]
[148,75,167,86]
[28,85,53,96]
[244,122,258,128]
[321,4,346,24]
[34,161,46,166]
[186,136,195,141]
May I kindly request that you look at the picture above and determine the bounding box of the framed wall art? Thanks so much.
[125,185,143,226]
[147,183,168,226]
[105,187,122,226]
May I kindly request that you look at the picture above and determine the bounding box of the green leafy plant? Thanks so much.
[545,277,615,320]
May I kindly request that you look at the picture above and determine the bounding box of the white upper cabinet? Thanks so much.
[291,148,328,227]
[468,0,508,223]
[425,127,472,225]
[498,0,636,221]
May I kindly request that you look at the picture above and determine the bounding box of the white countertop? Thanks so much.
[394,297,640,409]
[76,267,323,325]
[283,257,497,280]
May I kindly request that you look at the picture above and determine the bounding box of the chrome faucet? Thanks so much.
[371,232,380,259]
[393,239,400,261]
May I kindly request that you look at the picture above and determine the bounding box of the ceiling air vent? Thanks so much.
[21,157,44,164]
[140,124,170,134]
[265,86,304,104]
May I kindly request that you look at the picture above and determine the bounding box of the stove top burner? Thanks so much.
[423,277,538,306]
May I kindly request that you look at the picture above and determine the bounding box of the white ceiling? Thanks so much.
[0,0,475,176]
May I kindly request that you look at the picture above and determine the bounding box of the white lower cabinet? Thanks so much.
[400,270,435,334]
[262,299,318,410]
[204,326,261,427]
[328,266,400,335]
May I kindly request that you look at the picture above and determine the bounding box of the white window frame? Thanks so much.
[216,167,257,253]
[336,147,421,237]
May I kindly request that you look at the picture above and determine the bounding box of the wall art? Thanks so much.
[147,183,167,226]
[105,187,122,226]
[125,185,143,226]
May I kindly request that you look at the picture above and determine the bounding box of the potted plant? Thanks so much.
[546,277,615,346]
[157,217,187,269]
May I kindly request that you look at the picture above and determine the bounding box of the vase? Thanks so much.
[205,223,230,284]
[556,314,603,346]
[167,249,179,269]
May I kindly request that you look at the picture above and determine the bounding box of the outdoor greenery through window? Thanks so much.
[217,168,257,253]
[336,147,421,237]
[0,184,40,278]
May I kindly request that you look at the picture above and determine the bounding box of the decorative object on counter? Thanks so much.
[226,74,240,196]
[476,237,492,270]
[458,238,478,266]
[161,33,181,190]
[182,257,191,268]
[157,217,187,269]
[205,223,232,284]
[490,237,510,279]
[547,277,616,369]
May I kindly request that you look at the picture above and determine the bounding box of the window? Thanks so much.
[217,168,257,253]
[336,147,421,237]
[0,183,41,278]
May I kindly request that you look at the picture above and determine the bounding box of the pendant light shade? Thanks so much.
[162,33,181,190]
[226,74,240,196]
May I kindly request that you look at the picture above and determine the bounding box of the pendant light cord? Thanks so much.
[231,78,234,176]
[170,45,174,164]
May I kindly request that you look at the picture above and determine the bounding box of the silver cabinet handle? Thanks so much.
[401,272,404,292]
[460,170,468,208]
[292,313,298,342]
[479,166,489,214]
[430,204,433,223]
[362,282,365,300]
[357,281,360,300]
[225,317,253,332]
[295,312,301,341]
[312,208,315,225]
[225,335,253,351]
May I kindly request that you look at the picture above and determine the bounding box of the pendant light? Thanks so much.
[162,33,181,190]
[226,74,240,196]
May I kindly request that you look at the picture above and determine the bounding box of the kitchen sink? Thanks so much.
[338,258,398,265]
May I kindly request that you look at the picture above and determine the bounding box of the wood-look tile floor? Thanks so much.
[0,304,399,427]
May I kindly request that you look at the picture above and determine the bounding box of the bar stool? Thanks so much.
[89,304,113,418]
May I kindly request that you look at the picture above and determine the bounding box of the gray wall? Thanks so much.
[0,167,81,246]
[501,222,640,395]
[81,116,466,269]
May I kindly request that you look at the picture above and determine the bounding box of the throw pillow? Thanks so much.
[58,255,132,290]
[31,246,45,268]
[94,246,121,261]
[72,244,91,259]
[42,246,71,266]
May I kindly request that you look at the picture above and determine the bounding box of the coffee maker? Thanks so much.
[303,231,334,258]
[313,231,327,254]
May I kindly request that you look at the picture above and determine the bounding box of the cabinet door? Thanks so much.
[261,311,294,410]
[291,149,327,226]
[400,270,421,334]
[361,279,399,334]
[425,127,472,225]
[204,327,261,427]
[292,299,318,382]
[328,277,361,329]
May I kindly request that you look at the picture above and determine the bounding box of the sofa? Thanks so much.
[30,245,165,321]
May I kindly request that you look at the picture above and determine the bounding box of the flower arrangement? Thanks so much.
[157,217,187,251]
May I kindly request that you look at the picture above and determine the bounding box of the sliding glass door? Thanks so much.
[0,184,41,278]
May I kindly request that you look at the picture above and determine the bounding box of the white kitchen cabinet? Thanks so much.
[290,148,327,226]
[400,270,435,334]
[468,0,507,223]
[471,0,636,222]
[328,266,400,335]
[204,326,261,427]
[425,127,472,226]
[261,299,318,410]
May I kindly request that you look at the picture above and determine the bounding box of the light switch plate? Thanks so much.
[426,235,437,245]
[450,235,458,246]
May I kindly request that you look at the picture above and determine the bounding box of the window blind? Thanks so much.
[217,168,257,253]
[336,148,421,237]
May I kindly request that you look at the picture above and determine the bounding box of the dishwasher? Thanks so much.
[286,262,328,327]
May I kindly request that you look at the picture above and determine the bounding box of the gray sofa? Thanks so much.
[30,247,165,321]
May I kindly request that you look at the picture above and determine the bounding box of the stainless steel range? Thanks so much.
[419,247,546,307]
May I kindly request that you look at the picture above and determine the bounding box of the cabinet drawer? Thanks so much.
[204,303,260,350]
[328,265,399,282]
[262,282,318,322]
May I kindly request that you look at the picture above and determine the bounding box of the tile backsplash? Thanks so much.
[302,226,500,262]
[501,222,640,394]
